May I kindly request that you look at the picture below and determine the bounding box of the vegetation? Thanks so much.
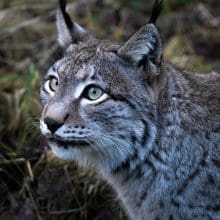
[0,0,219,219]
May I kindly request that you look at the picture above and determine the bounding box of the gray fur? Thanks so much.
[40,2,220,220]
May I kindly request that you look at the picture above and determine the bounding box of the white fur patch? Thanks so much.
[40,119,51,135]
[50,143,79,160]
[73,21,87,35]
[44,80,55,97]
[75,65,95,80]
[73,82,87,99]
[81,93,108,106]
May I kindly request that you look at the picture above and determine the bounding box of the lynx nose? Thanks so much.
[44,117,64,134]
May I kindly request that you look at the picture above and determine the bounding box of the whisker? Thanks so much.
[87,140,105,161]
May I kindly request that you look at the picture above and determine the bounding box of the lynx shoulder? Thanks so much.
[40,0,220,219]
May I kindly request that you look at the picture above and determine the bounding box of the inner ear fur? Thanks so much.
[118,24,162,76]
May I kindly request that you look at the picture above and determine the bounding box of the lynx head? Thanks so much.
[40,0,163,172]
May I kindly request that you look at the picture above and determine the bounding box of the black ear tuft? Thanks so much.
[148,0,163,24]
[59,0,73,31]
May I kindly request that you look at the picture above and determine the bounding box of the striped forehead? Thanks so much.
[55,60,97,99]
[56,60,95,79]
[73,65,96,99]
[55,59,69,74]
[75,64,95,80]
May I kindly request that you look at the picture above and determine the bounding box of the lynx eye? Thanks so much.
[44,76,59,96]
[85,86,103,100]
[49,77,59,92]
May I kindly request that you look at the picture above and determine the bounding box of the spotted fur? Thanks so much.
[40,1,220,219]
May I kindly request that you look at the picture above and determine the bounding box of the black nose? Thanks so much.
[44,117,63,134]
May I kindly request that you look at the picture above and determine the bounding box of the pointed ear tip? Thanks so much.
[59,0,66,11]
[148,0,163,24]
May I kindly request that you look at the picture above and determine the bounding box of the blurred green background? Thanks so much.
[0,0,219,219]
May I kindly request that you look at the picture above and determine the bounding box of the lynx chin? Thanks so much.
[40,0,220,219]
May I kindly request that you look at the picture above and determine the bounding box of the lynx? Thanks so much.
[40,0,220,219]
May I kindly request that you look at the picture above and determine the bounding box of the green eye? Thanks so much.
[49,77,59,92]
[86,86,103,100]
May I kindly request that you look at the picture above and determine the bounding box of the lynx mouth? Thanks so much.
[48,138,90,149]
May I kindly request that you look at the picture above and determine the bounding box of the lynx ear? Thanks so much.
[118,0,163,76]
[118,24,162,75]
[56,0,91,48]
